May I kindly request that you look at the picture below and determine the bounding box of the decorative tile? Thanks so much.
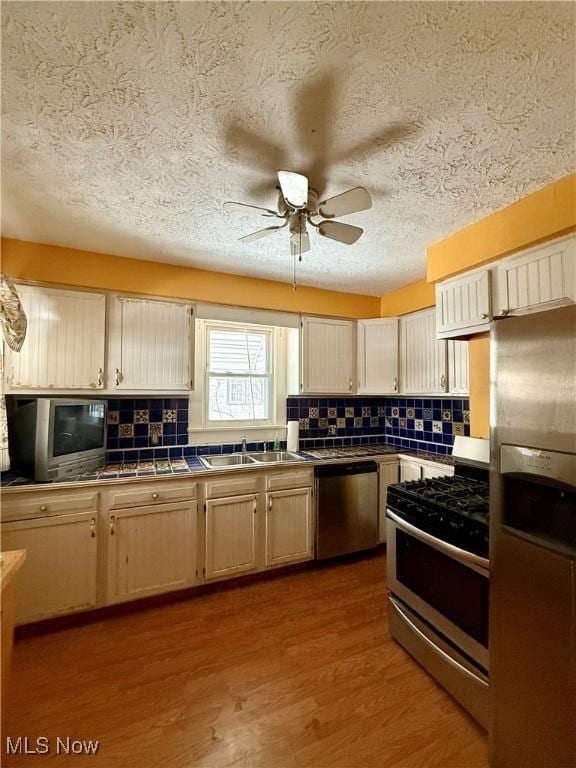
[299,418,309,430]
[392,407,400,417]
[442,409,452,421]
[406,408,415,418]
[463,410,471,424]
[452,423,465,436]
[327,407,337,418]
[370,417,378,426]
[345,407,354,418]
[415,419,424,431]
[162,409,177,423]
[423,408,433,420]
[385,417,392,427]
[319,417,328,429]
[399,418,406,428]
[354,417,363,427]
[362,407,370,417]
[134,409,149,423]
[377,406,386,416]
[432,421,443,433]
[149,423,163,436]
[119,424,134,438]
[309,407,319,418]
[107,411,119,424]
[337,418,346,428]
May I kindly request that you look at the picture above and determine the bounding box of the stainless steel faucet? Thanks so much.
[241,436,247,454]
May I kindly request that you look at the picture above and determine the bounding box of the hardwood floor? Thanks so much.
[4,552,488,768]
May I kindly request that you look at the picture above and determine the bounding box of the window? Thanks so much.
[206,325,273,423]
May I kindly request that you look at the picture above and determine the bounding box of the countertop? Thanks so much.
[0,550,26,591]
[0,444,454,493]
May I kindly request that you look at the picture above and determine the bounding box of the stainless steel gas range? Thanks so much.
[386,436,490,728]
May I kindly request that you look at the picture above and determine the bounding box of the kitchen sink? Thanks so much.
[199,454,258,468]
[248,451,303,463]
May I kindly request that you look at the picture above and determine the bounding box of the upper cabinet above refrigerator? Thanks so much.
[435,268,491,339]
[493,234,575,318]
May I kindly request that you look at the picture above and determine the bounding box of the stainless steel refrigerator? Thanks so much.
[490,305,576,768]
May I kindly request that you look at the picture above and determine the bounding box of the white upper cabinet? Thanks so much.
[447,340,469,395]
[109,296,193,391]
[400,308,447,394]
[5,285,105,390]
[357,318,399,394]
[435,269,491,339]
[300,316,354,394]
[493,234,576,317]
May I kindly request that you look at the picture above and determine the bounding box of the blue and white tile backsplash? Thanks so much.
[287,396,470,455]
[105,395,470,462]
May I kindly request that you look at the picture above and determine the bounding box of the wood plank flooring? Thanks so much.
[3,552,488,768]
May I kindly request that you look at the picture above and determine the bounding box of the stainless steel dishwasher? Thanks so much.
[315,461,379,559]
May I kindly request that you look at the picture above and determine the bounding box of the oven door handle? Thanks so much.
[386,509,490,571]
[389,596,489,687]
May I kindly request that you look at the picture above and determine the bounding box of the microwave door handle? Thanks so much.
[386,509,490,571]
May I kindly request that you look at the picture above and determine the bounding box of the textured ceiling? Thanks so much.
[2,1,575,295]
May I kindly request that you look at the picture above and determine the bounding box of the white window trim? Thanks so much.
[188,319,288,445]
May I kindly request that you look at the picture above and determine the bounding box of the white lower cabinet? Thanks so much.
[400,457,454,482]
[378,460,399,543]
[265,487,313,568]
[1,512,97,624]
[204,494,258,581]
[399,460,423,483]
[107,501,197,603]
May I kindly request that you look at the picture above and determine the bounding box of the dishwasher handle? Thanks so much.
[315,461,378,478]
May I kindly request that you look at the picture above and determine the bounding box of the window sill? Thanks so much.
[187,424,288,446]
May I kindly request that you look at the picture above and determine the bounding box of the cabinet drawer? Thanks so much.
[107,481,197,509]
[205,474,259,498]
[266,469,314,491]
[1,490,99,522]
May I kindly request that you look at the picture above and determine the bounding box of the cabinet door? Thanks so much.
[357,318,399,394]
[110,296,193,390]
[1,512,97,624]
[378,461,399,543]
[265,487,313,568]
[6,285,105,390]
[301,317,354,394]
[435,270,491,338]
[400,461,422,483]
[400,309,447,394]
[204,494,258,581]
[493,235,576,317]
[448,340,469,395]
[107,501,196,603]
[422,464,454,480]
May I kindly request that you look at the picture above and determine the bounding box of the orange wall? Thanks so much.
[0,239,381,319]
[380,279,435,317]
[427,173,576,282]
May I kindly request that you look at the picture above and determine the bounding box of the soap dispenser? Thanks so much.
[273,431,281,451]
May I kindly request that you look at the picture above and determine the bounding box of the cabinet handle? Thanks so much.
[498,309,509,317]
[97,368,104,387]
[440,374,446,390]
[349,378,353,391]
[110,515,115,535]
[152,492,159,500]
[253,498,257,515]
[90,517,96,538]
[480,313,488,319]
[393,377,398,392]
[39,504,48,512]
[269,497,273,511]
[115,368,122,386]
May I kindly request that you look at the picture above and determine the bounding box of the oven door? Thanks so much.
[386,510,489,670]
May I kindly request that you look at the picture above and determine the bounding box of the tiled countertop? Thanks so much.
[0,444,455,491]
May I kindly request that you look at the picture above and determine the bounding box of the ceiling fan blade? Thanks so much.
[224,201,279,217]
[277,170,308,209]
[319,187,372,219]
[318,220,363,245]
[290,230,310,257]
[239,223,286,243]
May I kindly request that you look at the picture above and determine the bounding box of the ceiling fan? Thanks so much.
[224,170,372,277]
